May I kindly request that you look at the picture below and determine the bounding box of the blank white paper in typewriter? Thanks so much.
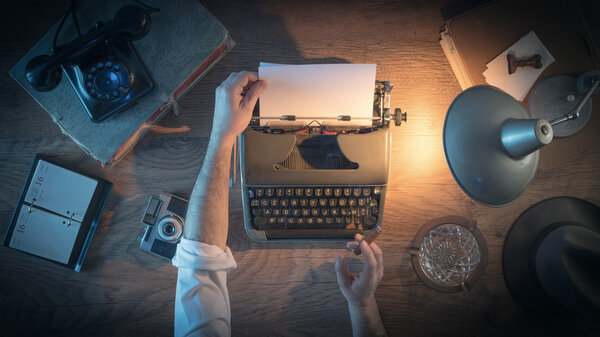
[258,63,376,127]
[9,159,98,264]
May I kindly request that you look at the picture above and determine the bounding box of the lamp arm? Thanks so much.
[550,78,600,126]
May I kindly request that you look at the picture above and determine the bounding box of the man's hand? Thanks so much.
[211,71,268,144]
[184,71,267,250]
[335,233,387,337]
[335,233,384,307]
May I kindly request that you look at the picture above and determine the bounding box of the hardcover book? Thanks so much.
[439,0,598,91]
[10,0,234,166]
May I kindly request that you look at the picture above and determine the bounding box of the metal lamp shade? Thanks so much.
[443,85,543,207]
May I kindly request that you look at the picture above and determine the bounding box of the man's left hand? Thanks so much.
[212,71,268,143]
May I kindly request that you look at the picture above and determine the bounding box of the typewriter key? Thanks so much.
[253,217,266,228]
[364,216,376,226]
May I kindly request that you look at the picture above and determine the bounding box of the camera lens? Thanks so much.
[163,222,175,236]
[157,216,183,242]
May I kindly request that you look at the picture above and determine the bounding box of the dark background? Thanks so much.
[1,0,599,336]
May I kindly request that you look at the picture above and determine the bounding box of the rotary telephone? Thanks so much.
[25,4,158,122]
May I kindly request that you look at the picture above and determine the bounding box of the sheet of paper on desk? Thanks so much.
[258,63,376,126]
[483,31,554,101]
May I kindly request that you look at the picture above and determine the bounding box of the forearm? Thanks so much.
[184,132,235,251]
[348,299,388,337]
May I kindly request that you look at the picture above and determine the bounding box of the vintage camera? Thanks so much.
[138,192,187,260]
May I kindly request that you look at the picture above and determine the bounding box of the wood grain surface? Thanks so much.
[1,0,599,336]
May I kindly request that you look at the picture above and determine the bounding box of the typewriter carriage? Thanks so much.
[248,80,407,134]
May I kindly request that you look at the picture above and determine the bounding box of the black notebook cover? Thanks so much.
[3,155,112,272]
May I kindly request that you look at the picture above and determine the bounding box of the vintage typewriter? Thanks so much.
[239,81,407,240]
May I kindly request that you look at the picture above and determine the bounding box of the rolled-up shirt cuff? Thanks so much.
[172,238,237,271]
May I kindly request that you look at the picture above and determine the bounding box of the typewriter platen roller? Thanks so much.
[239,81,407,241]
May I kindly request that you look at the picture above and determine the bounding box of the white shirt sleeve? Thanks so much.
[172,238,237,337]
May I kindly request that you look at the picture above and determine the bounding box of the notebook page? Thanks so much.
[24,159,97,222]
[9,207,81,264]
[258,63,376,127]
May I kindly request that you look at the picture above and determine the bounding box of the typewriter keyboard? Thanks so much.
[246,186,383,234]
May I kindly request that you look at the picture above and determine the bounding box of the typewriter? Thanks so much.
[239,81,406,241]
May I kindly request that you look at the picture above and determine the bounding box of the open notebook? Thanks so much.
[3,155,112,271]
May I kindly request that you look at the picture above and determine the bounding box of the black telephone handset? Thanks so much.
[25,4,153,92]
[25,4,158,123]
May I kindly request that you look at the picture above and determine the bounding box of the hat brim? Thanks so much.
[503,197,600,331]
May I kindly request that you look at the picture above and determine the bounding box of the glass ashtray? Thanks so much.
[409,216,488,292]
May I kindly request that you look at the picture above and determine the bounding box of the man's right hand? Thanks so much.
[335,233,384,307]
[335,234,387,337]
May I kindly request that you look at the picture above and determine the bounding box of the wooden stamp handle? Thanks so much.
[507,54,542,74]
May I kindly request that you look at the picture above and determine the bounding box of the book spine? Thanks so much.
[173,35,235,100]
[439,27,474,90]
[102,37,235,167]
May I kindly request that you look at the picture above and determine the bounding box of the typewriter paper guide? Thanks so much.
[258,63,376,127]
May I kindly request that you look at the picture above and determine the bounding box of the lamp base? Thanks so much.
[528,75,592,137]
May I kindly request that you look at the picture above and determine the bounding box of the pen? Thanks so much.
[348,224,382,255]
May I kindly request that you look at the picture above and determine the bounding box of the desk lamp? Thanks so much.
[443,70,599,206]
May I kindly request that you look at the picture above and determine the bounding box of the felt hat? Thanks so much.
[503,197,600,331]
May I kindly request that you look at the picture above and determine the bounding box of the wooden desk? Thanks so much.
[0,0,598,336]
